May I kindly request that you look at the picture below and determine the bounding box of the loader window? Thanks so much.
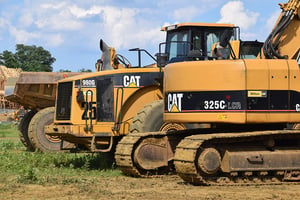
[166,31,189,61]
[192,34,202,51]
[97,78,114,122]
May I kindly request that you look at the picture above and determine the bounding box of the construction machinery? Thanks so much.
[45,23,247,154]
[114,0,300,185]
[44,18,261,165]
[6,72,82,152]
[45,40,171,153]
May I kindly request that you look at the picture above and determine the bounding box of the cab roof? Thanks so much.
[161,22,235,31]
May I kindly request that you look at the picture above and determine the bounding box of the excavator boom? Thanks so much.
[263,0,300,60]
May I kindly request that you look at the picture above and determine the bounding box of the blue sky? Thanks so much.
[0,0,283,72]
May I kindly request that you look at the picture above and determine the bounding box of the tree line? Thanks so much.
[0,44,92,72]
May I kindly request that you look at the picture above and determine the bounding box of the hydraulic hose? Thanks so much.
[263,10,294,59]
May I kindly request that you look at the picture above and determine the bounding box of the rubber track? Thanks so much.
[174,129,300,186]
[115,131,169,177]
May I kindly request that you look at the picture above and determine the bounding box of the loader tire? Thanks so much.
[130,100,186,133]
[28,107,74,153]
[18,110,36,151]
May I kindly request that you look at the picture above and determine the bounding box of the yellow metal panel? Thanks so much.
[71,87,97,125]
[288,59,300,122]
[245,60,269,123]
[164,112,246,124]
[246,113,269,123]
[165,60,246,124]
[288,59,300,92]
[244,59,269,90]
[247,113,293,123]
[165,60,246,92]
[268,60,289,90]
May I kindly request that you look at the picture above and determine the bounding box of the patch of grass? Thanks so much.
[0,124,122,185]
[0,150,121,184]
[0,123,18,138]
[0,139,24,151]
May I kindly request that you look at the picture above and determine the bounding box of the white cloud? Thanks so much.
[18,12,33,28]
[34,3,84,31]
[240,32,258,41]
[40,2,67,10]
[172,6,199,21]
[8,25,40,43]
[0,18,5,28]
[218,1,259,30]
[100,7,164,49]
[0,18,5,40]
[266,10,281,32]
[69,5,102,18]
[0,1,165,54]
[45,34,64,47]
[35,15,83,31]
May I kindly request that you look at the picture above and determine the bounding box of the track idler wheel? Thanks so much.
[133,137,170,170]
[197,148,221,175]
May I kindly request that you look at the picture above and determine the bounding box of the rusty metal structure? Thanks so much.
[0,66,22,109]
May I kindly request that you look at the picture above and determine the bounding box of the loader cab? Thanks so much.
[157,23,239,67]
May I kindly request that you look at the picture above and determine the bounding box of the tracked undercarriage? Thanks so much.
[115,131,182,177]
[115,128,300,185]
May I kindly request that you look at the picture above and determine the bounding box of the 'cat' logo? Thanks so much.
[123,75,141,87]
[167,93,183,112]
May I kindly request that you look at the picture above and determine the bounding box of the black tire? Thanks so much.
[130,100,186,133]
[18,110,36,151]
[28,107,74,153]
[130,100,164,133]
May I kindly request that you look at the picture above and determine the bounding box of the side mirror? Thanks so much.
[76,90,84,102]
[156,53,169,67]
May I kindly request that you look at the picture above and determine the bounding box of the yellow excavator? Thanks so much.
[115,0,300,185]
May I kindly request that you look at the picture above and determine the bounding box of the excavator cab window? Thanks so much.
[157,25,239,66]
[206,32,221,56]
[240,41,263,59]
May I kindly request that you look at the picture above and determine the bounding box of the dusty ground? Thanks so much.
[1,176,300,200]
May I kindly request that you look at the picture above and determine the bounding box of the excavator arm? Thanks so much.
[263,0,300,60]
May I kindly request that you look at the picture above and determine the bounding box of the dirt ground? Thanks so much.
[1,175,300,200]
[1,119,300,200]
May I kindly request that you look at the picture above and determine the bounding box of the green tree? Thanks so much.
[0,50,19,68]
[0,44,56,72]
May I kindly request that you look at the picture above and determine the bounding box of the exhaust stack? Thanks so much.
[100,39,114,71]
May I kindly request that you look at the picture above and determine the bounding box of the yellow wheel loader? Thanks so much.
[45,40,168,153]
